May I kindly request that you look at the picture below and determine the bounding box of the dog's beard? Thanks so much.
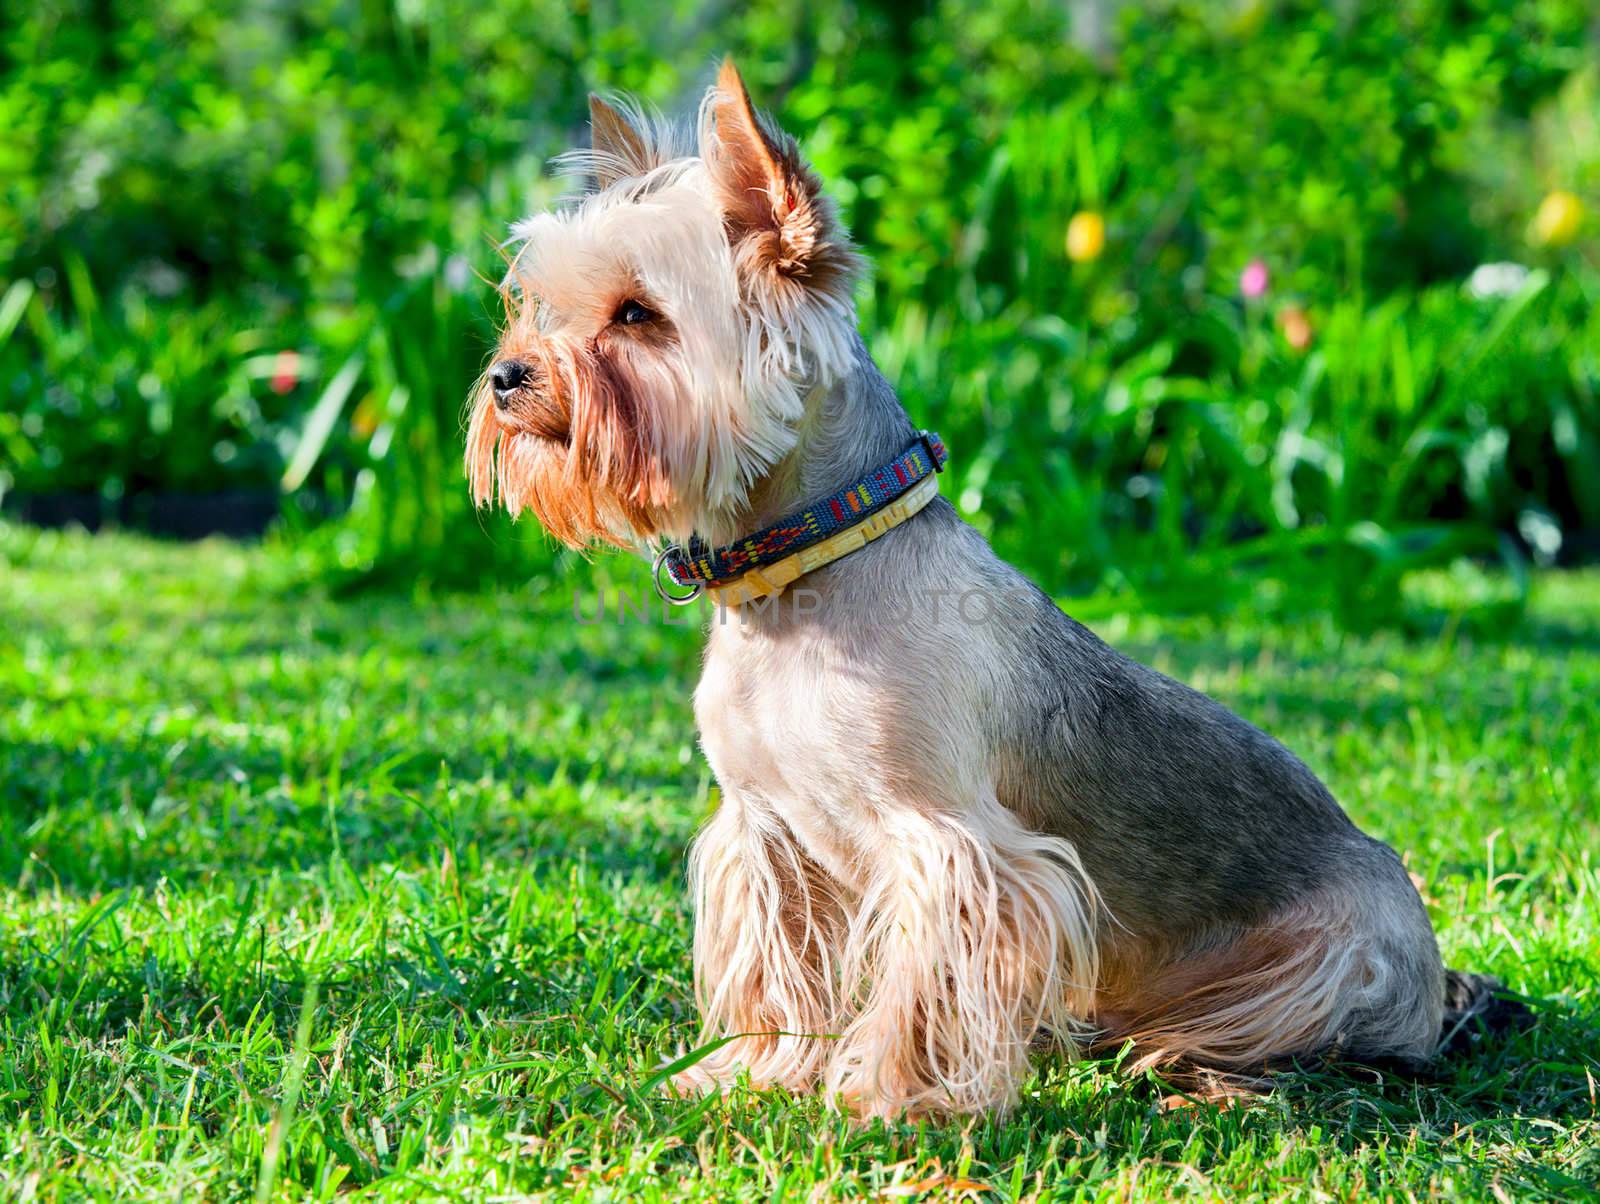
[465,341,677,547]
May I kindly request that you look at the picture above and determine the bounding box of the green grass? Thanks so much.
[1,528,1596,1201]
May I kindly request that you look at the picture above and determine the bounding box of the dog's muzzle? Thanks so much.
[488,359,570,444]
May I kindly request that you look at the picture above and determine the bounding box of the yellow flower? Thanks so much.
[351,394,380,438]
[1066,211,1106,262]
[1531,190,1584,247]
[1227,0,1268,36]
[1277,305,1313,352]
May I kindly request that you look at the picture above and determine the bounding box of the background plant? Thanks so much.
[3,0,1598,617]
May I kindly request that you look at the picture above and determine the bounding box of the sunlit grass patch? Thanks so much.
[1,531,1595,1199]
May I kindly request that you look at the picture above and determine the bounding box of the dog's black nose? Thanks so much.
[489,359,530,407]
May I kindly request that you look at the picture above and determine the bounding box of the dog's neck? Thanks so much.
[728,334,918,542]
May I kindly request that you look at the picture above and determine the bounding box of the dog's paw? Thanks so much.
[825,1064,962,1122]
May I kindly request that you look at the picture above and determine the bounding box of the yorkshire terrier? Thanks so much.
[466,62,1502,1117]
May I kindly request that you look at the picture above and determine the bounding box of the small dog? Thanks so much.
[466,62,1496,1117]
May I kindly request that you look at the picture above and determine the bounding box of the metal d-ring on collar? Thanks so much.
[652,544,704,605]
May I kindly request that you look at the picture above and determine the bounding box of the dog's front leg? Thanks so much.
[673,794,848,1095]
[822,799,1101,1118]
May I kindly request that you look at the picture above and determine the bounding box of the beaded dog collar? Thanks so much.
[656,431,948,608]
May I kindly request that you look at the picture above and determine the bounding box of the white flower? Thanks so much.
[1466,261,1531,299]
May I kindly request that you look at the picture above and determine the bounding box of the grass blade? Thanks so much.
[281,354,365,492]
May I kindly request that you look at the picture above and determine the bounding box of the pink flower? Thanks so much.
[270,350,301,395]
[1239,258,1270,299]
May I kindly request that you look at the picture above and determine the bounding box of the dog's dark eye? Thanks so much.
[613,299,657,326]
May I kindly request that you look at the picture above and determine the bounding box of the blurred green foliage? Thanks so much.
[3,0,1599,617]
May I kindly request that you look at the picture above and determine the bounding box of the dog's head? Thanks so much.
[466,61,861,546]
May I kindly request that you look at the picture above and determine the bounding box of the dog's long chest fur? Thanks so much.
[467,62,1449,1116]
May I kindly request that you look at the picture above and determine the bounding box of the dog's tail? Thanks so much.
[1437,969,1533,1056]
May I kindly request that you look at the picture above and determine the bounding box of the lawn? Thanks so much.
[1,529,1596,1201]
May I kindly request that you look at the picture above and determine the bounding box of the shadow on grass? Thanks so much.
[0,943,677,1187]
[864,1001,1595,1190]
[5,935,1591,1160]
[614,1002,1600,1198]
[0,728,697,895]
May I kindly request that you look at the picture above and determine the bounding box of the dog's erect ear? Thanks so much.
[587,94,655,187]
[702,60,857,301]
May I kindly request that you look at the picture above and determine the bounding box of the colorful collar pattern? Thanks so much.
[662,431,947,592]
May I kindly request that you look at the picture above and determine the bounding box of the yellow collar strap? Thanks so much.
[702,473,939,607]
[704,473,934,611]
[654,431,949,609]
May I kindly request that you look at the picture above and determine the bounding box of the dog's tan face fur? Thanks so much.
[468,64,1455,1119]
[465,62,860,548]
